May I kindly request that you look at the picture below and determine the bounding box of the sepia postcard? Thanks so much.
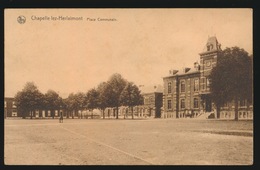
[4,8,253,165]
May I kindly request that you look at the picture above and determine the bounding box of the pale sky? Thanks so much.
[5,9,252,98]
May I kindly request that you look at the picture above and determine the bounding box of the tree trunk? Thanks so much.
[52,110,54,119]
[30,110,33,119]
[216,104,221,119]
[39,110,42,118]
[22,111,26,119]
[131,107,134,119]
[234,98,239,121]
[116,106,119,119]
[103,109,105,119]
[21,109,26,119]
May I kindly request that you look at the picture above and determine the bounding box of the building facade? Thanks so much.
[4,97,64,119]
[142,91,163,118]
[162,36,253,119]
[4,97,18,118]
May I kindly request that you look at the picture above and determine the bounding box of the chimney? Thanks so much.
[194,62,200,70]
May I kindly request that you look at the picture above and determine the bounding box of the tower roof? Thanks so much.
[201,36,221,54]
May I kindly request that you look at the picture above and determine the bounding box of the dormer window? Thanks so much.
[207,45,211,51]
[207,44,213,51]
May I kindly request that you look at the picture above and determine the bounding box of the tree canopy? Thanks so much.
[119,82,143,119]
[86,88,99,110]
[14,82,44,118]
[102,73,128,119]
[13,73,144,119]
[209,47,253,120]
[44,89,62,118]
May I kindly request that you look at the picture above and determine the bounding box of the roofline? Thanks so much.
[177,71,200,76]
[163,70,200,79]
[141,91,163,95]
[199,49,220,56]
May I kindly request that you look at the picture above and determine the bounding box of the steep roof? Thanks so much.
[201,36,221,54]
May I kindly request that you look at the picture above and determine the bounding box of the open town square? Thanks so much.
[4,118,253,165]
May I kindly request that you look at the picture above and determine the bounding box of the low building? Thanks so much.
[140,85,163,118]
[4,97,18,118]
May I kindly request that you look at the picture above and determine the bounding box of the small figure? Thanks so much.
[59,111,63,123]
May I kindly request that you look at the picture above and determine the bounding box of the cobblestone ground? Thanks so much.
[4,118,253,165]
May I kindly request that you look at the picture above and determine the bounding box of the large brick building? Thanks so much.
[162,36,253,119]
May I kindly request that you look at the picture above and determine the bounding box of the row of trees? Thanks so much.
[14,47,253,121]
[15,73,143,119]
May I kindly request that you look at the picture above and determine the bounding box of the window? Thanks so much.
[12,101,16,108]
[149,97,154,103]
[206,78,210,88]
[201,77,206,90]
[207,45,211,51]
[167,100,172,110]
[4,101,7,108]
[180,81,185,93]
[194,79,199,92]
[144,98,149,104]
[207,44,213,51]
[194,98,199,108]
[181,99,185,109]
[168,82,172,93]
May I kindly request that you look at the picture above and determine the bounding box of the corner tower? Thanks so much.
[199,36,222,94]
[199,36,221,76]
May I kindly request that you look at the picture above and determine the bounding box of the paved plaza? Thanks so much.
[4,118,253,165]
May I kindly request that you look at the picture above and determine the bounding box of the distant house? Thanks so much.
[162,36,253,119]
[140,85,163,118]
[4,97,18,118]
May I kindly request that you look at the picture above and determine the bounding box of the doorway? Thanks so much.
[205,98,212,112]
